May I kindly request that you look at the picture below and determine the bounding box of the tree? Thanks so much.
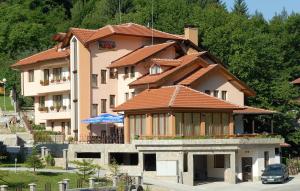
[108,158,120,177]
[25,147,44,173]
[71,159,95,181]
[232,0,248,16]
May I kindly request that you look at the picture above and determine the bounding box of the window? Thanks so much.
[110,95,115,108]
[28,70,34,82]
[150,65,161,74]
[152,113,169,136]
[264,151,269,167]
[101,99,107,113]
[129,115,146,138]
[44,69,50,82]
[109,68,117,79]
[92,74,98,87]
[67,121,71,135]
[124,67,129,78]
[175,113,201,136]
[213,90,219,98]
[101,70,107,84]
[214,155,225,168]
[205,90,211,95]
[92,104,98,117]
[183,153,188,172]
[130,66,135,78]
[144,154,156,171]
[221,91,227,100]
[125,93,129,101]
[53,95,62,107]
[109,153,138,165]
[131,91,135,98]
[76,152,101,159]
[51,122,54,131]
[205,113,230,136]
[61,122,65,134]
[275,148,280,155]
[53,68,62,81]
[39,96,45,107]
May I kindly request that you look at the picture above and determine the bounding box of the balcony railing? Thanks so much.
[40,76,70,86]
[135,133,282,140]
[87,134,124,144]
[38,105,71,113]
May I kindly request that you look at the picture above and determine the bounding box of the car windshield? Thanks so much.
[264,166,283,175]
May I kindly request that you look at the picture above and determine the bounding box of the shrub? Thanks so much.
[45,154,55,166]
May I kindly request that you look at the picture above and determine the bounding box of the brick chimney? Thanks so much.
[184,25,198,46]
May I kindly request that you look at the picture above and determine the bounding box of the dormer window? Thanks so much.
[150,65,161,75]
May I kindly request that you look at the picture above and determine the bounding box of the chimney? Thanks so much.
[184,25,198,46]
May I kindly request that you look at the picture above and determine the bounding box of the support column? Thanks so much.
[200,113,206,136]
[89,177,96,188]
[63,149,68,170]
[271,119,274,134]
[124,115,130,144]
[229,114,234,135]
[146,113,153,137]
[28,183,36,191]
[58,181,65,191]
[63,179,70,190]
[252,119,255,134]
[45,148,50,157]
[226,152,237,184]
[40,146,46,159]
[0,185,8,191]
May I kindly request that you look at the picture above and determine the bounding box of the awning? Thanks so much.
[81,113,123,124]
[234,106,277,115]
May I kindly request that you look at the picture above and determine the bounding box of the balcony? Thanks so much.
[38,77,70,94]
[38,105,71,120]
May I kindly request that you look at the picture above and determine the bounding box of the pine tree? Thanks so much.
[71,159,96,181]
[232,0,248,16]
[25,147,45,173]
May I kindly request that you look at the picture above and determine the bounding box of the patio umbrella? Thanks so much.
[81,113,124,140]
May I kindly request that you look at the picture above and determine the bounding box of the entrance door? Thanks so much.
[242,157,252,182]
[193,155,207,182]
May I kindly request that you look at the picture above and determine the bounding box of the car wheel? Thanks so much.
[262,181,266,184]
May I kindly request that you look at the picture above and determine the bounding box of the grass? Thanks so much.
[0,170,89,190]
[0,95,14,111]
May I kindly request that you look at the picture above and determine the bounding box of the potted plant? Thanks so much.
[38,107,44,111]
[44,107,49,112]
[50,79,54,83]
[68,76,70,80]
[56,105,61,112]
[62,105,67,110]
[44,80,49,86]
[50,106,54,111]
[40,80,44,85]
[56,79,60,83]
[63,77,67,82]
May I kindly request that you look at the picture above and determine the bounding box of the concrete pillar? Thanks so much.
[63,179,70,190]
[58,181,65,191]
[40,146,46,158]
[200,113,206,136]
[63,149,68,170]
[45,148,50,157]
[226,152,237,184]
[89,177,96,189]
[28,183,36,191]
[0,185,8,191]
[124,115,130,144]
[146,114,153,137]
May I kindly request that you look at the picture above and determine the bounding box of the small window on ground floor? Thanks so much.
[76,152,101,158]
[144,153,156,171]
[184,152,188,172]
[109,152,138,165]
[214,154,225,168]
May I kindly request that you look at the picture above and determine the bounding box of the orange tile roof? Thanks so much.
[87,23,185,43]
[12,47,69,67]
[292,78,300,84]
[150,58,181,67]
[108,42,176,68]
[179,64,218,85]
[233,106,276,114]
[114,85,243,111]
[63,23,185,47]
[129,53,206,87]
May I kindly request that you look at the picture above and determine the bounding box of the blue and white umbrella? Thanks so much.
[81,113,123,124]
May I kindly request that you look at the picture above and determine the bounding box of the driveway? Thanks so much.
[144,175,300,191]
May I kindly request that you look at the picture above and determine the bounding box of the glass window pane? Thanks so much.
[205,113,212,136]
[141,115,146,136]
[135,115,141,136]
[213,113,222,135]
[152,114,158,136]
[165,114,170,135]
[129,115,135,139]
[222,113,229,135]
[193,113,200,136]
[175,113,182,136]
[184,113,192,136]
[159,114,165,136]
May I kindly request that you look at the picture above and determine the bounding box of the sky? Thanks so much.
[223,0,300,20]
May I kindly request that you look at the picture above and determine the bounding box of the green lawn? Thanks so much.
[0,95,14,111]
[0,171,89,190]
